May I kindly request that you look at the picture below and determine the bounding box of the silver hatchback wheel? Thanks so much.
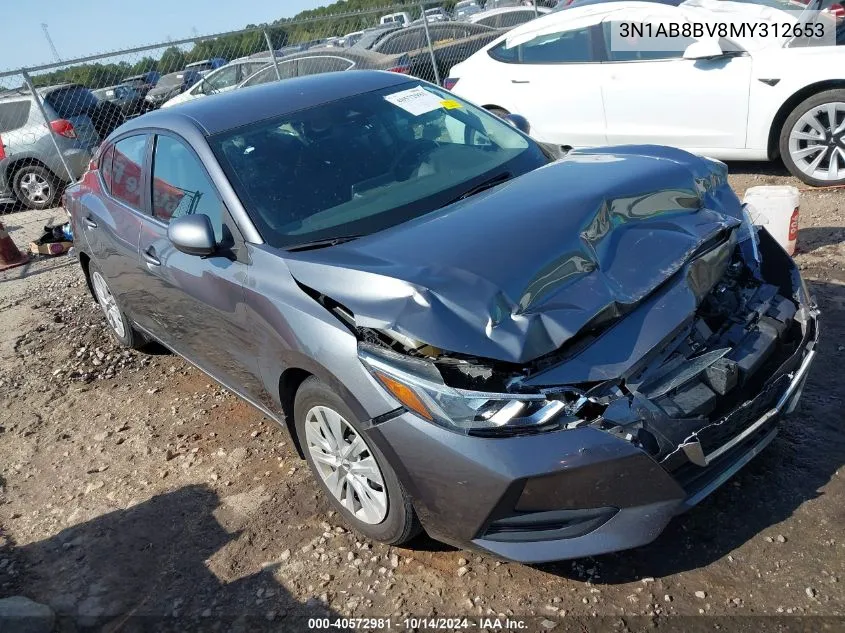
[91,271,126,339]
[19,172,53,205]
[788,101,845,182]
[304,405,388,525]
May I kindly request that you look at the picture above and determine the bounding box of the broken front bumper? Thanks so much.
[366,311,818,563]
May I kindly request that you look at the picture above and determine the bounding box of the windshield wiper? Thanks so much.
[285,235,362,252]
[446,172,512,206]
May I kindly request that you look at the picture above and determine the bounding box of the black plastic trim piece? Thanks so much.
[482,507,618,543]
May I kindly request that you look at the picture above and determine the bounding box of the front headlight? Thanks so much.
[359,344,581,435]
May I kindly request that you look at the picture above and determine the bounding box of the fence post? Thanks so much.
[533,1,539,17]
[21,69,75,183]
[419,2,442,86]
[263,30,282,81]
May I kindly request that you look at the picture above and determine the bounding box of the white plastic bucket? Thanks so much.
[742,185,800,256]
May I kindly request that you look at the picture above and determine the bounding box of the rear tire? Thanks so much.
[779,89,845,187]
[12,165,60,210]
[88,261,144,349]
[294,376,421,546]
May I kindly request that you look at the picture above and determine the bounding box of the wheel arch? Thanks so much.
[279,367,313,459]
[274,353,380,460]
[4,157,61,186]
[78,250,96,299]
[767,80,845,160]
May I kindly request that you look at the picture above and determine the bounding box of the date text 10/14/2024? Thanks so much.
[308,617,530,630]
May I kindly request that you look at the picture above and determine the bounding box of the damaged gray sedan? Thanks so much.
[65,71,819,563]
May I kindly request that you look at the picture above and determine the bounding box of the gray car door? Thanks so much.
[80,134,149,308]
[133,132,264,398]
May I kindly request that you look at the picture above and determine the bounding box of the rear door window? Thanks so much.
[0,101,31,133]
[44,87,99,117]
[602,22,694,61]
[296,57,355,77]
[110,135,148,211]
[241,61,298,87]
[489,26,596,63]
[203,65,240,93]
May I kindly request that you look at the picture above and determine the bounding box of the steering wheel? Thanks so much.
[392,139,439,181]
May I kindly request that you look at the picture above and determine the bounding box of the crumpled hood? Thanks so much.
[285,145,743,364]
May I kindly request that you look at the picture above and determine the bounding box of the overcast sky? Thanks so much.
[0,0,326,73]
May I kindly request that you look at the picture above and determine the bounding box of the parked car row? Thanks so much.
[373,3,550,29]
[154,19,520,110]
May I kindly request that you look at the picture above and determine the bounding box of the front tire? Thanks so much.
[88,262,143,349]
[12,165,60,210]
[294,376,421,545]
[780,89,845,187]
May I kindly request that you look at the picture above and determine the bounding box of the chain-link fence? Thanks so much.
[0,0,550,212]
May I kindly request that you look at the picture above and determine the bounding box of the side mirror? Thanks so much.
[682,39,725,60]
[504,113,530,135]
[168,214,216,257]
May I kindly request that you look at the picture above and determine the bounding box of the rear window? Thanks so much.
[0,101,32,133]
[44,87,99,118]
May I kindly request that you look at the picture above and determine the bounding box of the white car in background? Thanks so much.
[449,0,845,185]
[162,58,272,108]
[380,11,413,27]
[469,6,552,29]
[454,0,484,20]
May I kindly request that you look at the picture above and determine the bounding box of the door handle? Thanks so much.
[143,247,161,266]
[83,216,98,229]
[511,79,530,84]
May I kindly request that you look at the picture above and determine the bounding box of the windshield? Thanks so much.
[157,73,186,87]
[211,82,547,248]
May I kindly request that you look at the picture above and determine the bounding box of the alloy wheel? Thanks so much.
[304,405,388,525]
[788,101,845,182]
[91,271,126,339]
[19,172,52,205]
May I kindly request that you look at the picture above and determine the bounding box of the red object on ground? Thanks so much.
[0,221,30,272]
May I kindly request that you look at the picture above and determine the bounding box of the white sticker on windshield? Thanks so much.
[384,86,444,116]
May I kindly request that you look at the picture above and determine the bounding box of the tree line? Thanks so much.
[30,0,463,89]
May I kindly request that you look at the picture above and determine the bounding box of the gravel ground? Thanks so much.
[0,165,843,632]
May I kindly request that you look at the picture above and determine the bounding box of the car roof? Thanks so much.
[471,6,551,18]
[121,70,415,136]
[0,83,86,101]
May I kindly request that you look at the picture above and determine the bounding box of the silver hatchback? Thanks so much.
[0,84,104,209]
